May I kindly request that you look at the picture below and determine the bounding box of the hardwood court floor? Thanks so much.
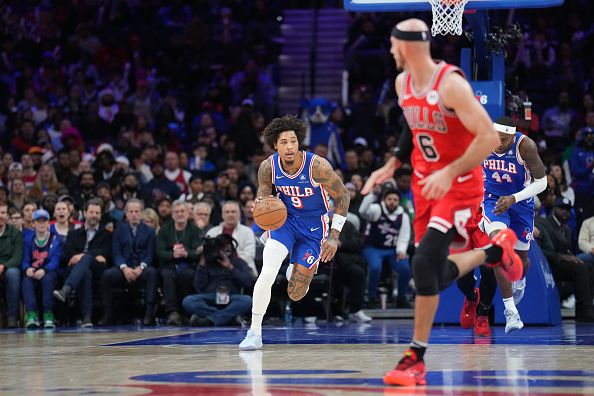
[1,319,594,395]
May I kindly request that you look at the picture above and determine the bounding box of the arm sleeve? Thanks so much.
[185,226,202,262]
[112,228,126,267]
[156,228,173,263]
[6,230,23,269]
[45,238,63,272]
[98,233,113,262]
[143,231,156,267]
[21,236,32,271]
[396,212,411,255]
[393,123,413,163]
[513,176,547,203]
[193,265,209,292]
[359,193,382,222]
[578,219,594,254]
[61,231,75,265]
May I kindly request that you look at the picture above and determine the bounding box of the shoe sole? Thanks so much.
[239,345,263,351]
[383,372,427,386]
[505,323,524,334]
[53,291,66,302]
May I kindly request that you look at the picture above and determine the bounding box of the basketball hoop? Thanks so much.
[428,0,470,36]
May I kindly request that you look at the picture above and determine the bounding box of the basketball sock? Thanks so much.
[503,297,518,314]
[468,287,478,302]
[250,239,288,334]
[483,244,503,264]
[409,340,428,361]
[477,302,491,316]
[250,313,264,336]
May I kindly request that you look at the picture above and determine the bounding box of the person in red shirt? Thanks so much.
[362,18,523,386]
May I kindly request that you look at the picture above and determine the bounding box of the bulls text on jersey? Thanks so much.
[402,106,447,133]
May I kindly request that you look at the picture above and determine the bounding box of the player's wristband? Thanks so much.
[331,214,347,232]
[512,176,547,202]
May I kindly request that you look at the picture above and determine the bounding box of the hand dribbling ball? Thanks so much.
[253,196,287,231]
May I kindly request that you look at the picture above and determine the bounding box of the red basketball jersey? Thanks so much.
[398,61,483,197]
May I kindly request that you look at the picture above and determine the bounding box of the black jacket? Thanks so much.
[536,215,573,257]
[193,256,254,294]
[62,225,113,266]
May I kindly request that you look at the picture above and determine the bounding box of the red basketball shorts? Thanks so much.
[412,188,483,251]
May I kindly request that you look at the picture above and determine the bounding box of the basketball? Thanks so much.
[253,196,287,231]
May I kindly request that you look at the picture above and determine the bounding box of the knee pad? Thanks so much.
[437,259,460,292]
[413,228,456,295]
[411,252,440,296]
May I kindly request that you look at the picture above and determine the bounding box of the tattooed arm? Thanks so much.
[255,156,274,204]
[312,156,350,262]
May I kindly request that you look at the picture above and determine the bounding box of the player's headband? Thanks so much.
[493,122,516,134]
[391,26,430,42]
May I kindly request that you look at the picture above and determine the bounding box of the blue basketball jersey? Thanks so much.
[483,132,531,201]
[271,151,330,217]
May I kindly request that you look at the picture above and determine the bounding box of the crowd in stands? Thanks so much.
[0,0,593,328]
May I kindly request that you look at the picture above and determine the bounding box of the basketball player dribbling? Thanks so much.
[239,115,350,351]
[361,19,524,386]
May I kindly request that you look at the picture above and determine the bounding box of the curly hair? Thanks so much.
[262,115,307,149]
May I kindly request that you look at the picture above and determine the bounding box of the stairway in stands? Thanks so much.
[278,9,350,116]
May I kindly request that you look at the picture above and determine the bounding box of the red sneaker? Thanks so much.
[489,229,523,282]
[383,349,427,386]
[474,315,491,336]
[460,287,479,329]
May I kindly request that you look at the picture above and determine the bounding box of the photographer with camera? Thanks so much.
[182,234,254,326]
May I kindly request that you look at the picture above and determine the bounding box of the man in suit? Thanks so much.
[99,199,158,326]
[536,197,594,322]
[53,198,113,327]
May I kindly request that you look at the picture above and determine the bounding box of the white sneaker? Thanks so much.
[349,310,372,323]
[512,278,526,305]
[562,295,576,310]
[239,329,263,351]
[504,309,524,334]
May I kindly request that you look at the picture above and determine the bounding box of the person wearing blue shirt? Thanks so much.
[22,209,63,329]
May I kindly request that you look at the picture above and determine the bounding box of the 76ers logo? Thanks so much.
[301,250,316,265]
[475,90,488,104]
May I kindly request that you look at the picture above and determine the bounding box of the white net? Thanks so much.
[429,0,470,36]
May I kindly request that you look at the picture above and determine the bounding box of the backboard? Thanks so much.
[344,0,565,12]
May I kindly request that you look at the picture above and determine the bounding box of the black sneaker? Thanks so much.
[53,286,71,303]
[189,315,213,327]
